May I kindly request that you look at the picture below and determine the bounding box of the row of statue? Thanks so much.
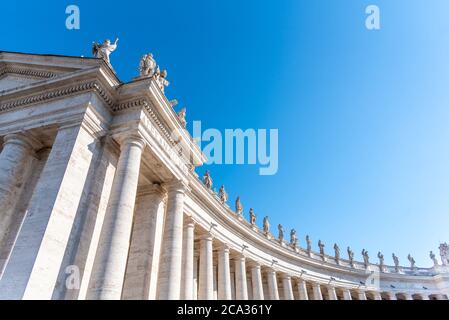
[203,171,447,270]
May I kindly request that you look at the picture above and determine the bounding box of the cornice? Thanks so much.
[0,80,114,113]
[0,64,58,80]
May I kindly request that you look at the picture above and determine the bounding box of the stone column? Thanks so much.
[312,283,323,300]
[157,181,187,300]
[327,286,338,300]
[267,269,280,300]
[0,123,101,300]
[282,275,294,300]
[420,294,430,300]
[182,220,195,300]
[0,133,39,249]
[373,292,382,300]
[87,134,146,300]
[198,234,214,300]
[250,264,264,300]
[403,293,413,300]
[234,254,248,300]
[217,245,232,300]
[387,292,397,300]
[297,279,309,300]
[122,184,166,300]
[342,289,352,300]
[357,290,367,300]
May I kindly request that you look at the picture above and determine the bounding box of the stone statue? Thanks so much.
[378,252,385,270]
[235,197,243,216]
[92,38,119,65]
[392,253,400,272]
[290,229,298,247]
[306,235,312,254]
[218,185,228,204]
[347,247,354,267]
[430,251,438,266]
[439,243,449,266]
[263,216,270,235]
[177,108,187,128]
[249,208,256,226]
[278,224,284,242]
[139,53,157,77]
[203,170,213,190]
[408,254,416,270]
[318,240,325,256]
[155,67,170,93]
[362,249,370,267]
[334,244,340,263]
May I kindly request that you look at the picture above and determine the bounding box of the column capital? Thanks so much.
[3,132,42,151]
[246,260,262,269]
[114,131,146,150]
[137,183,166,197]
[217,243,231,252]
[164,179,189,194]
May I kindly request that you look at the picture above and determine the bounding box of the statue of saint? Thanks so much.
[334,244,340,263]
[392,253,400,272]
[290,229,297,246]
[235,197,243,216]
[263,216,270,235]
[347,247,354,266]
[218,185,228,204]
[378,252,385,269]
[430,251,438,266]
[203,170,213,190]
[139,53,157,77]
[155,67,170,93]
[249,208,256,226]
[278,224,284,242]
[92,38,119,64]
[362,249,370,267]
[318,240,325,256]
[407,254,416,270]
[177,108,187,128]
[439,243,449,266]
[306,235,312,253]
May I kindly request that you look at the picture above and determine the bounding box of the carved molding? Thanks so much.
[0,65,58,80]
[0,80,114,113]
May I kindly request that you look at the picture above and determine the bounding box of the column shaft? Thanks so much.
[217,246,232,300]
[312,283,323,300]
[251,265,264,300]
[182,221,195,300]
[282,275,294,300]
[234,255,248,300]
[198,235,214,300]
[157,181,187,300]
[357,290,367,300]
[87,135,145,300]
[267,269,280,300]
[328,286,338,300]
[297,279,309,300]
[342,289,352,300]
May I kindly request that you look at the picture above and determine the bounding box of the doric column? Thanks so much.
[250,263,264,300]
[282,275,294,300]
[234,254,248,300]
[357,290,367,300]
[87,134,146,300]
[0,123,102,300]
[217,245,232,300]
[387,292,397,300]
[182,220,196,300]
[297,279,309,300]
[122,184,166,300]
[342,289,352,300]
[373,292,382,300]
[0,133,39,248]
[403,293,413,300]
[198,234,214,300]
[312,283,323,300]
[327,286,338,300]
[157,181,187,300]
[266,269,280,300]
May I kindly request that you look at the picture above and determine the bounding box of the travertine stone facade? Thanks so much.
[0,51,448,300]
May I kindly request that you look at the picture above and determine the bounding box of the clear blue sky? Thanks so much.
[2,0,449,267]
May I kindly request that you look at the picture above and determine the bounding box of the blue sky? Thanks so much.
[2,0,449,266]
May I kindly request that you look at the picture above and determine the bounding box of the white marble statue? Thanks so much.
[334,244,340,263]
[139,53,157,77]
[318,240,325,256]
[408,254,416,270]
[278,224,284,242]
[218,185,228,204]
[155,67,170,93]
[235,197,243,216]
[440,243,449,266]
[92,38,119,65]
[306,235,312,254]
[347,247,354,267]
[249,208,256,226]
[362,249,370,267]
[203,170,213,190]
[378,252,385,270]
[263,217,270,235]
[177,108,187,128]
[290,229,297,247]
[430,251,438,266]
[393,253,400,272]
